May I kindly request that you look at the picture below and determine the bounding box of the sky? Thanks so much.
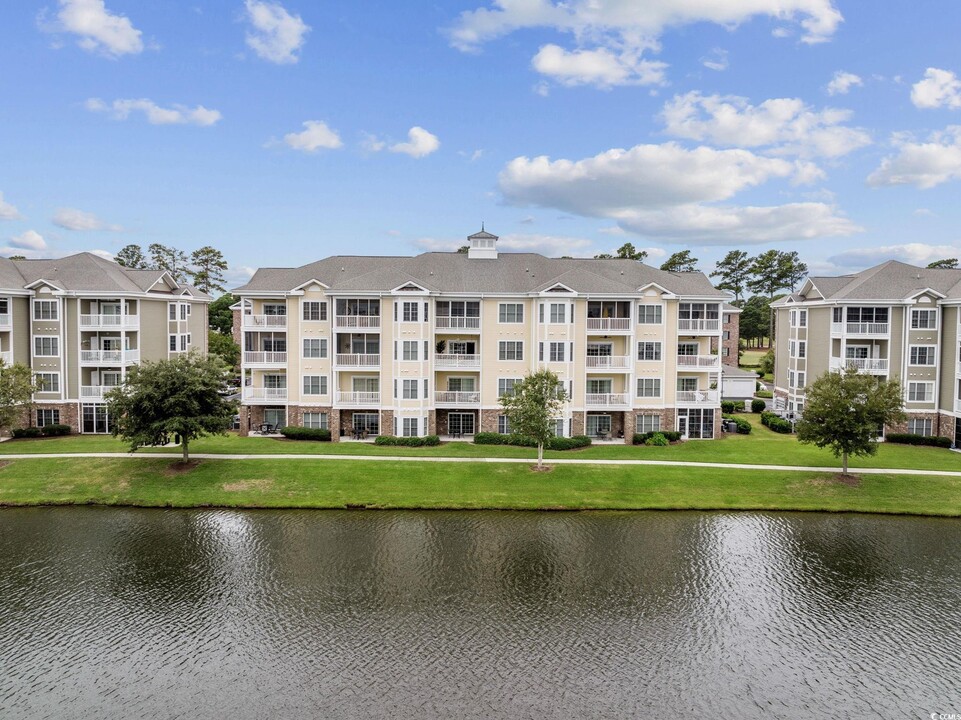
[2,0,961,288]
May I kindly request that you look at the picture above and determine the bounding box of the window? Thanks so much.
[402,302,419,322]
[549,303,566,324]
[637,342,661,361]
[722,347,730,356]
[36,373,59,392]
[403,379,418,399]
[34,337,59,357]
[499,341,523,361]
[908,382,934,402]
[677,377,698,392]
[723,331,730,340]
[549,342,565,362]
[911,310,937,329]
[303,376,327,395]
[553,418,565,437]
[637,378,661,397]
[498,303,524,323]
[637,305,662,324]
[789,370,795,388]
[303,412,328,429]
[303,302,327,321]
[789,341,796,357]
[180,334,191,352]
[33,300,58,321]
[909,346,937,366]
[798,341,806,358]
[790,310,796,327]
[169,303,177,321]
[402,418,418,437]
[637,414,660,433]
[180,304,191,321]
[797,372,806,389]
[799,310,807,327]
[402,341,419,361]
[833,307,843,323]
[907,418,933,436]
[303,338,323,358]
[586,415,612,437]
[497,378,520,397]
[497,415,511,434]
[169,335,177,352]
[36,408,61,427]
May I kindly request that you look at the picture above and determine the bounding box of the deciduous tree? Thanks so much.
[209,293,237,335]
[208,330,240,370]
[189,246,228,294]
[0,360,39,435]
[115,244,148,269]
[499,369,566,469]
[660,250,698,272]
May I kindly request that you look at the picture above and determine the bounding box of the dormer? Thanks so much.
[467,227,498,260]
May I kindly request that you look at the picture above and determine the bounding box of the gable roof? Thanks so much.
[794,260,961,302]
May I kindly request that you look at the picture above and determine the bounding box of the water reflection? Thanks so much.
[0,508,959,719]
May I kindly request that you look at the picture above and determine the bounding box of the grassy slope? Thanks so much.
[1,457,960,515]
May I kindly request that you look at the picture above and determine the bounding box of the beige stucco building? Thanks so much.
[232,230,731,442]
[772,260,961,445]
[0,253,210,432]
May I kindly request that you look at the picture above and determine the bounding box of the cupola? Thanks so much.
[467,225,498,259]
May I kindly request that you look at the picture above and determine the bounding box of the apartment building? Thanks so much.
[232,229,731,442]
[772,260,961,445]
[0,253,210,432]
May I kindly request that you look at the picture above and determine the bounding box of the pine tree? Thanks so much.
[189,246,229,294]
[115,244,148,268]
[659,250,698,272]
[710,250,753,303]
[148,243,189,283]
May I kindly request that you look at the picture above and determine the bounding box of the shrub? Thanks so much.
[751,399,766,413]
[756,390,773,399]
[722,414,752,434]
[40,424,71,436]
[760,411,793,434]
[11,427,42,439]
[473,432,591,450]
[633,431,682,444]
[885,433,952,448]
[721,400,738,414]
[474,432,508,445]
[644,432,669,446]
[547,435,592,450]
[280,427,331,441]
[374,435,441,447]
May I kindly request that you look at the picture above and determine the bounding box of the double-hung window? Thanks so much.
[637,342,661,361]
[911,310,937,329]
[498,303,524,323]
[303,376,326,395]
[499,341,523,361]
[549,303,566,324]
[303,412,328,429]
[402,302,419,322]
[34,337,59,356]
[497,378,520,397]
[549,342,565,362]
[909,346,936,365]
[303,302,327,321]
[908,382,934,402]
[36,373,59,392]
[402,341,419,361]
[637,305,662,324]
[637,378,661,397]
[402,379,418,399]
[34,300,59,321]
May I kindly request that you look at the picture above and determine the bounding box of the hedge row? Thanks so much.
[633,431,683,444]
[11,424,72,438]
[473,432,592,450]
[374,435,441,447]
[722,414,752,434]
[885,433,952,448]
[760,412,793,434]
[280,427,332,441]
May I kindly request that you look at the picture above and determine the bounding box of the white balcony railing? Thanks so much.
[435,391,480,405]
[586,317,631,332]
[0,314,11,330]
[80,314,139,329]
[678,319,720,332]
[676,390,720,404]
[585,393,629,407]
[336,391,381,405]
[0,351,11,365]
[81,385,120,399]
[586,355,631,369]
[677,354,721,369]
[335,353,381,367]
[81,349,140,365]
[435,354,481,369]
[244,351,288,365]
[435,316,480,330]
[243,314,287,329]
[243,387,288,401]
[831,322,889,336]
[830,357,889,373]
[335,315,380,329]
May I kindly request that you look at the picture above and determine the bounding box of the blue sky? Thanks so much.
[2,0,961,286]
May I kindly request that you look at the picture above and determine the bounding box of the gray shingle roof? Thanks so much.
[797,260,961,302]
[233,252,728,297]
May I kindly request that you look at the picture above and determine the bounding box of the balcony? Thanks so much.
[81,349,140,365]
[435,354,481,369]
[586,355,631,370]
[335,315,380,329]
[0,314,10,330]
[586,317,631,332]
[243,314,287,329]
[678,319,720,333]
[80,314,139,329]
[676,390,720,405]
[81,385,119,400]
[830,357,889,374]
[435,391,480,406]
[831,322,889,336]
[244,351,288,366]
[585,393,630,408]
[436,316,480,331]
[677,354,720,369]
[243,387,288,401]
[335,353,381,368]
[336,391,381,406]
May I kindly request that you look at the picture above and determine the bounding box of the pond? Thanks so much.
[1,508,959,718]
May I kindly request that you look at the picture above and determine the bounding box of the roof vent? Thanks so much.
[466,227,498,260]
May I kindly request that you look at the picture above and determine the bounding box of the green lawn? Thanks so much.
[739,348,768,368]
[0,415,957,472]
[1,456,960,515]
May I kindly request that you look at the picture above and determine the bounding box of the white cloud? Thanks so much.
[9,230,47,251]
[498,142,860,244]
[53,207,123,231]
[0,192,22,221]
[531,45,666,87]
[411,233,597,257]
[225,265,256,285]
[89,249,116,261]
[913,208,935,217]
[911,67,961,109]
[86,97,222,126]
[389,127,440,158]
[244,0,310,64]
[282,120,343,152]
[660,91,871,158]
[829,243,961,269]
[598,225,626,235]
[48,0,143,57]
[701,48,728,72]
[826,70,862,95]
[361,133,387,152]
[867,126,961,189]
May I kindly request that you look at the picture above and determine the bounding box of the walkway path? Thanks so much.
[4,452,961,477]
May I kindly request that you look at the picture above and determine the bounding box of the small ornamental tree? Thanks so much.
[499,369,566,469]
[0,360,39,436]
[795,366,906,476]
[105,351,235,462]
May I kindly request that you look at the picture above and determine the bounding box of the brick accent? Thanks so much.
[886,412,952,438]
[722,313,740,368]
[428,410,436,436]
[31,402,80,434]
[380,409,394,436]
[571,411,585,436]
[231,308,241,346]
[480,409,501,433]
